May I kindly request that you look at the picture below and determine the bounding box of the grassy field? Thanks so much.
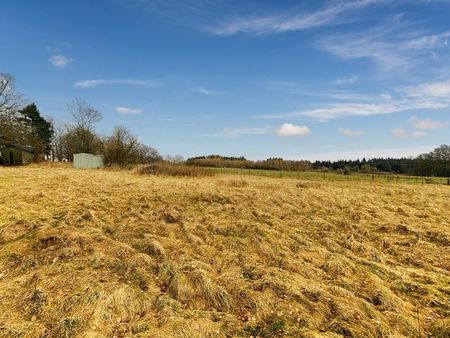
[207,167,450,185]
[0,165,449,337]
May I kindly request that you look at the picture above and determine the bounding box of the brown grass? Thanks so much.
[0,165,449,337]
[138,162,213,177]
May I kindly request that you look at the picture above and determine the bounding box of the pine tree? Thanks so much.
[19,103,54,157]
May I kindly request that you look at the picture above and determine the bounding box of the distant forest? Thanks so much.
[187,145,450,177]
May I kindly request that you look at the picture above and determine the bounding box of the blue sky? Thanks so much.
[1,0,449,160]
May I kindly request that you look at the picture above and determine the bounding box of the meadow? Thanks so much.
[0,165,449,337]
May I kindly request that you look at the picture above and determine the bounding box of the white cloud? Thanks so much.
[318,30,410,70]
[317,21,450,71]
[338,127,365,137]
[407,31,450,50]
[277,123,311,137]
[206,123,311,138]
[116,106,143,115]
[331,75,358,85]
[392,128,408,138]
[410,117,448,130]
[259,79,450,121]
[392,128,426,138]
[209,0,383,35]
[49,55,73,68]
[193,86,221,96]
[74,79,158,88]
[411,130,427,138]
[261,102,401,120]
[403,81,450,98]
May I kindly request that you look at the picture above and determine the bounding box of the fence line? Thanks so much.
[212,167,450,185]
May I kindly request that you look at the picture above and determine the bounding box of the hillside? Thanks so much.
[0,165,449,337]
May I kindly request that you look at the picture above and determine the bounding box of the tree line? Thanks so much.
[0,73,161,166]
[186,155,311,171]
[187,146,450,177]
[312,146,450,177]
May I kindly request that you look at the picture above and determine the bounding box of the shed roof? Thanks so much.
[4,144,34,153]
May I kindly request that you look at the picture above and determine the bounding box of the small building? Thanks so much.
[73,153,105,169]
[1,144,34,165]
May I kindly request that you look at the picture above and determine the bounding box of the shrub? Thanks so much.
[103,126,161,166]
[138,162,213,177]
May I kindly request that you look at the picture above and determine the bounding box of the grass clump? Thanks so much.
[138,162,213,177]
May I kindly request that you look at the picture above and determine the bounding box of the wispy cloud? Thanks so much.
[318,23,450,71]
[74,79,158,88]
[331,75,358,85]
[392,128,426,138]
[208,0,384,36]
[403,80,450,98]
[49,55,73,68]
[259,79,450,120]
[410,116,448,130]
[116,106,143,115]
[338,127,365,137]
[206,123,311,138]
[277,123,311,137]
[318,29,409,70]
[406,31,450,50]
[260,102,401,120]
[208,126,272,138]
[193,86,222,96]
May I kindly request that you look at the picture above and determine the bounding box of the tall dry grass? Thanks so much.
[0,165,449,337]
[138,162,214,177]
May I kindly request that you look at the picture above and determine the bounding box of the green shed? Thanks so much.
[73,153,105,169]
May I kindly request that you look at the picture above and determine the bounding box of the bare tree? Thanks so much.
[61,99,103,160]
[67,98,101,130]
[0,74,26,149]
[0,73,23,115]
[102,125,161,166]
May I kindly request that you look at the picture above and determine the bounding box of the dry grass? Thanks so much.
[0,165,449,337]
[138,162,213,177]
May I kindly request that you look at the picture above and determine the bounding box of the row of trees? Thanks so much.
[0,73,161,166]
[186,155,311,171]
[312,146,450,177]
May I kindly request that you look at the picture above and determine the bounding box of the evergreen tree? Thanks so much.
[19,103,54,156]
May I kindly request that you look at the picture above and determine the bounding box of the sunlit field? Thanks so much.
[0,165,449,337]
[208,167,450,185]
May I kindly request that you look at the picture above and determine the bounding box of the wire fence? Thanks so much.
[208,167,450,185]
